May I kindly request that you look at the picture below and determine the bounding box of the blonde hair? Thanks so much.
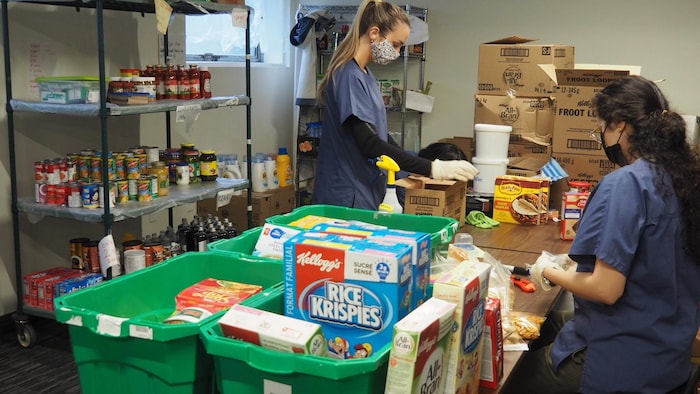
[316,0,409,105]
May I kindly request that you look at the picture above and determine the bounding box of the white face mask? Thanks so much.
[371,39,400,65]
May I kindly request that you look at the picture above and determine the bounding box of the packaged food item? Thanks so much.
[164,307,212,324]
[480,297,503,389]
[175,278,263,313]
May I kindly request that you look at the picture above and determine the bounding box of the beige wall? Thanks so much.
[2,0,700,315]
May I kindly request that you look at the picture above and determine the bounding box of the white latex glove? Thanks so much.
[432,159,479,182]
[528,251,565,291]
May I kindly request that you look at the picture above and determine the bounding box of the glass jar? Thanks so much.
[149,161,170,196]
[199,150,217,181]
[164,64,177,99]
[177,64,190,100]
[189,65,201,99]
[184,150,200,184]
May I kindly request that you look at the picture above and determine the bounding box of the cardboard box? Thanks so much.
[438,136,473,161]
[480,297,503,389]
[492,175,550,225]
[477,36,575,97]
[561,187,591,241]
[398,176,467,225]
[541,64,640,155]
[384,297,456,394]
[508,139,552,160]
[405,90,435,113]
[196,187,296,230]
[507,156,549,178]
[551,152,617,189]
[474,94,554,145]
[432,261,492,394]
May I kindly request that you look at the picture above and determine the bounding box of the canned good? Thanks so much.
[70,237,90,270]
[137,177,152,202]
[116,179,129,203]
[58,159,68,183]
[145,242,165,264]
[46,184,67,206]
[90,156,102,183]
[125,156,140,180]
[81,183,99,209]
[99,182,117,208]
[150,175,159,198]
[122,239,143,251]
[147,147,160,166]
[78,155,91,181]
[45,160,60,185]
[115,154,127,180]
[135,153,148,174]
[128,178,138,201]
[123,249,146,274]
[35,183,47,204]
[66,160,77,182]
[142,243,154,267]
[82,240,101,274]
[166,150,183,183]
[34,161,45,184]
[67,182,82,208]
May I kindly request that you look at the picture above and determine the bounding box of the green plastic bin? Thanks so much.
[207,227,280,264]
[266,204,459,255]
[200,289,391,394]
[54,251,283,394]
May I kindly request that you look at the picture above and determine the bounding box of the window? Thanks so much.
[185,0,288,65]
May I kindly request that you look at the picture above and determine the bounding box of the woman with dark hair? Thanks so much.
[312,0,477,209]
[508,75,700,393]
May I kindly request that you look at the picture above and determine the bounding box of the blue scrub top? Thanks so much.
[552,159,700,393]
[311,60,388,210]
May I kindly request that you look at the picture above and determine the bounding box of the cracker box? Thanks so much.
[175,278,263,313]
[311,223,432,310]
[283,232,413,359]
[432,261,492,394]
[219,304,328,356]
[40,270,84,310]
[23,267,72,306]
[492,175,550,225]
[55,272,104,298]
[384,297,456,394]
[252,223,302,259]
[479,297,503,389]
[561,187,590,241]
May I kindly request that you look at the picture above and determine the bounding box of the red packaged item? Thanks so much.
[24,267,72,307]
[480,297,503,389]
[175,278,263,313]
[40,270,84,310]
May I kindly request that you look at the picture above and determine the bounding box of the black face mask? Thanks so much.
[602,132,628,167]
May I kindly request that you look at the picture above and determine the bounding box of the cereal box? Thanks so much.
[284,231,413,359]
[311,223,432,310]
[479,297,503,389]
[432,261,492,394]
[287,214,386,230]
[385,297,456,394]
[176,278,263,313]
[492,175,550,225]
[219,304,328,356]
[252,223,302,259]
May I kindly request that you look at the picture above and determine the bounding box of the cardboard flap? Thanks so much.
[396,175,458,190]
[484,35,537,45]
[539,63,641,86]
[509,156,549,171]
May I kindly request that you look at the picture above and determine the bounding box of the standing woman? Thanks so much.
[312,0,477,209]
[511,75,700,393]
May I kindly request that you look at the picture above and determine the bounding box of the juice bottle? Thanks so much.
[189,64,201,99]
[200,66,212,98]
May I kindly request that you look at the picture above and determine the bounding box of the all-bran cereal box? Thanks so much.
[384,297,456,394]
[311,223,432,310]
[432,261,491,394]
[479,297,503,389]
[283,231,413,359]
[219,304,328,356]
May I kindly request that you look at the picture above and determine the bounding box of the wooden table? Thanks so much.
[466,222,572,393]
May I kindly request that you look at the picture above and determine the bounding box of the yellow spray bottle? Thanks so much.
[376,155,403,213]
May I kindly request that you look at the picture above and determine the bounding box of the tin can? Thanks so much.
[58,159,68,183]
[137,177,152,202]
[35,183,47,204]
[125,156,141,179]
[142,243,154,267]
[145,241,165,264]
[122,239,143,251]
[78,155,92,181]
[150,175,159,198]
[34,161,45,184]
[128,178,138,201]
[45,184,58,205]
[115,153,127,180]
[116,179,129,203]
[81,183,99,209]
[123,249,146,274]
[45,160,60,185]
[82,240,101,274]
[66,160,78,182]
[67,182,82,208]
[70,237,90,270]
[135,153,148,175]
[90,156,102,183]
[99,182,117,208]
[146,147,160,167]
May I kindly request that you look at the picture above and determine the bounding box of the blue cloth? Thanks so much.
[551,159,700,393]
[312,61,388,209]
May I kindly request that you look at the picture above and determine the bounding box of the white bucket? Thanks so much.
[471,156,509,195]
[474,123,512,160]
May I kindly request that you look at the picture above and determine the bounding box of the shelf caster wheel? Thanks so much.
[16,322,37,348]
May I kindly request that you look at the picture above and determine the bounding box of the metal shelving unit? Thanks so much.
[2,0,253,347]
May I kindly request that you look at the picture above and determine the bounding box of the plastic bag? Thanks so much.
[503,311,547,351]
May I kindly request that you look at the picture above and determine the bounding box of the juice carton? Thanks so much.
[312,223,432,310]
[284,231,413,359]
[252,223,302,259]
[492,175,550,225]
[560,185,590,240]
[479,297,503,389]
[219,304,328,356]
[432,261,492,394]
[384,297,456,394]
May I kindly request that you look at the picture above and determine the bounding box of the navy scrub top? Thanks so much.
[312,60,388,210]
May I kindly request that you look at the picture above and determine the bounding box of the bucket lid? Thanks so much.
[474,123,513,133]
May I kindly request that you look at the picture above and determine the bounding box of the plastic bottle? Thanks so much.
[265,154,279,190]
[276,147,293,187]
[194,226,208,252]
[177,218,192,252]
[376,155,403,213]
[200,66,212,99]
[251,154,268,192]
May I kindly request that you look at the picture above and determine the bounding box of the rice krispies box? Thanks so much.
[432,261,492,394]
[311,223,432,310]
[384,297,456,394]
[283,232,413,359]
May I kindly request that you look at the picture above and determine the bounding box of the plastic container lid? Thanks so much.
[474,123,513,133]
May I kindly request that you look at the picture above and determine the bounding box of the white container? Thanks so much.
[265,155,279,190]
[251,157,268,192]
[471,156,509,195]
[474,123,512,160]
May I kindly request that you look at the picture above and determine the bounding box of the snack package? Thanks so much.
[175,278,263,313]
[503,311,546,351]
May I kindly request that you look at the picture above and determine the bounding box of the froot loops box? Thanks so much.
[283,232,413,359]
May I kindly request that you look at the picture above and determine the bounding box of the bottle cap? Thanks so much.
[278,147,288,155]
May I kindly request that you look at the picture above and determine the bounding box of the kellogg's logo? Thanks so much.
[296,251,342,272]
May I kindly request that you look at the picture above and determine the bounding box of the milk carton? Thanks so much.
[432,261,491,394]
[284,232,413,359]
[385,297,456,394]
[219,304,328,356]
[311,223,432,310]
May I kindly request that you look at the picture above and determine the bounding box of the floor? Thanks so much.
[0,314,81,393]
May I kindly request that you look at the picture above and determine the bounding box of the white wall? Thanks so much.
[2,0,700,315]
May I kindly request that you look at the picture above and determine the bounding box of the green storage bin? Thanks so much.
[54,251,283,394]
[266,204,459,255]
[207,227,280,264]
[200,289,390,394]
